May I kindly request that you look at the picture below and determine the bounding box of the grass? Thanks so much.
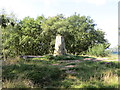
[2,54,120,88]
[82,54,118,61]
[104,54,118,60]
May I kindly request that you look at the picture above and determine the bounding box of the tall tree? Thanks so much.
[1,12,110,56]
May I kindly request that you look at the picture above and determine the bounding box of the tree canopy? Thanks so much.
[0,12,110,57]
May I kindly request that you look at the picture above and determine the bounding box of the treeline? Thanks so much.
[0,12,110,58]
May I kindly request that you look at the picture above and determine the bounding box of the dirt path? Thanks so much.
[51,58,118,74]
[83,58,118,61]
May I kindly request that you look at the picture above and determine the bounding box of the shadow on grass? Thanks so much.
[2,55,120,88]
[2,62,66,88]
[64,60,119,88]
[27,54,96,61]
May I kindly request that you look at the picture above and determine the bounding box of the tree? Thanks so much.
[41,14,69,54]
[0,9,19,59]
[1,11,110,57]
[41,13,109,55]
[17,16,45,55]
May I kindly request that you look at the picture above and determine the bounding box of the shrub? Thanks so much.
[86,44,110,57]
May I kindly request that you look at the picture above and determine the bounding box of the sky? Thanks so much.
[0,0,119,48]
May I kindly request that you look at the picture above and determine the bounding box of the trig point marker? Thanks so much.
[54,34,66,56]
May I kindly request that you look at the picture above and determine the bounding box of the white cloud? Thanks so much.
[41,0,57,12]
[42,0,56,5]
[70,0,113,6]
[86,0,107,5]
[0,0,41,19]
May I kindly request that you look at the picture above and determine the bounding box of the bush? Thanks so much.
[86,44,110,57]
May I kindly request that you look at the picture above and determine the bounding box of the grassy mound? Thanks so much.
[2,55,119,88]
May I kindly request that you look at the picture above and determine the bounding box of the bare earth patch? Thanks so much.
[58,60,82,63]
[51,56,118,75]
[83,58,118,61]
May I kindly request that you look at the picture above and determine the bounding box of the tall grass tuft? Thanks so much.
[3,79,32,88]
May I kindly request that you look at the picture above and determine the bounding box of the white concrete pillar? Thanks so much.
[54,34,66,56]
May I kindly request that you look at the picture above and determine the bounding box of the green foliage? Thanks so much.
[1,11,109,57]
[86,44,110,57]
[0,9,21,59]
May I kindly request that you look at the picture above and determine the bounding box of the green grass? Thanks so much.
[82,54,118,61]
[42,54,87,60]
[104,54,118,60]
[2,54,120,88]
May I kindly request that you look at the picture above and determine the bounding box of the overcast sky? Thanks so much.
[0,0,119,48]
